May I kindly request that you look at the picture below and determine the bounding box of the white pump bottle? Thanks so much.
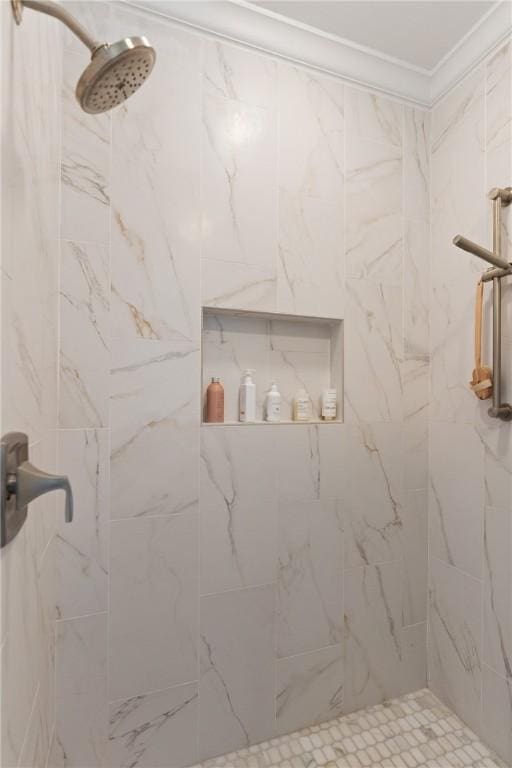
[239,369,256,422]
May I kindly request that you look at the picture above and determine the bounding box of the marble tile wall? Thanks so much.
[51,3,429,767]
[428,41,512,767]
[1,3,62,767]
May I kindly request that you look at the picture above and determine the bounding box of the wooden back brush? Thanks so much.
[470,280,493,399]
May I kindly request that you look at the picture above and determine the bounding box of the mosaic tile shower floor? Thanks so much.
[196,689,506,768]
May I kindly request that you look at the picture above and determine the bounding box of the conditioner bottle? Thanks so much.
[239,369,256,422]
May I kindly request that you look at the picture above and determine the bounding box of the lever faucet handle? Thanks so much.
[16,461,74,522]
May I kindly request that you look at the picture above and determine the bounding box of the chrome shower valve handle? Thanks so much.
[1,432,73,548]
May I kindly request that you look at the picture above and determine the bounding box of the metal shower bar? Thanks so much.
[453,186,512,421]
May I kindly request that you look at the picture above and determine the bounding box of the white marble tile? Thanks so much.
[277,191,345,318]
[428,557,482,735]
[110,340,199,520]
[483,506,512,680]
[110,31,201,343]
[344,280,403,423]
[59,240,109,429]
[109,513,198,700]
[276,645,343,737]
[403,358,429,492]
[61,49,110,244]
[17,686,50,768]
[203,39,277,109]
[56,429,109,619]
[401,490,428,627]
[56,613,108,768]
[486,43,512,194]
[202,258,277,312]
[404,107,430,223]
[277,499,343,657]
[431,66,484,154]
[429,423,484,579]
[345,137,402,284]
[109,683,198,768]
[1,517,41,766]
[344,562,410,713]
[345,87,403,147]
[201,92,277,271]
[482,665,512,767]
[200,426,277,593]
[199,585,275,759]
[404,219,430,362]
[344,423,404,568]
[278,65,344,201]
[275,424,344,502]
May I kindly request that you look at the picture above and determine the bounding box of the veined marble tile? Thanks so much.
[345,87,403,147]
[59,239,109,429]
[111,33,201,343]
[401,490,428,627]
[431,66,484,154]
[344,280,403,423]
[1,517,41,766]
[277,191,345,318]
[277,498,343,657]
[268,320,331,355]
[109,683,198,768]
[429,422,484,579]
[428,557,482,735]
[199,585,275,759]
[278,64,344,201]
[486,43,512,252]
[275,424,344,502]
[429,275,483,424]
[56,612,108,768]
[403,357,429,491]
[478,418,512,513]
[17,686,49,768]
[203,39,277,109]
[61,50,110,244]
[345,137,402,284]
[484,507,512,681]
[268,349,332,420]
[344,562,409,713]
[200,426,277,594]
[201,92,277,270]
[109,513,198,700]
[482,665,512,766]
[56,429,109,619]
[201,258,277,312]
[404,107,430,223]
[276,645,343,737]
[344,422,404,568]
[110,340,199,520]
[404,219,429,362]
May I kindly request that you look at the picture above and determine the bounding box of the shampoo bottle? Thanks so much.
[265,381,281,422]
[239,369,256,422]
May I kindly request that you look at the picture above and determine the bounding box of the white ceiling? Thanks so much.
[249,1,497,70]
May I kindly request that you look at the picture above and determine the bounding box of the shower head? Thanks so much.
[11,0,156,114]
[76,37,156,114]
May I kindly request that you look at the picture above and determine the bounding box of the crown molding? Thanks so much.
[124,0,511,108]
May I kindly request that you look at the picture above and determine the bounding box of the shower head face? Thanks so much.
[76,36,156,114]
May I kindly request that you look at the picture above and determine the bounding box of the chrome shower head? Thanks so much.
[11,0,156,114]
[76,37,156,114]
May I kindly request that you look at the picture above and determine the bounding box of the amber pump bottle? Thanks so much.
[206,378,224,423]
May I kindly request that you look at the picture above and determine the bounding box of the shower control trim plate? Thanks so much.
[1,432,74,548]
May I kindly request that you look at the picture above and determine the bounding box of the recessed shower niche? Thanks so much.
[201,307,343,424]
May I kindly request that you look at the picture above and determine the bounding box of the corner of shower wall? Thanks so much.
[1,3,63,767]
[427,32,512,768]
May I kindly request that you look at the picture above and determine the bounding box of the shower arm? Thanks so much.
[11,0,103,54]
